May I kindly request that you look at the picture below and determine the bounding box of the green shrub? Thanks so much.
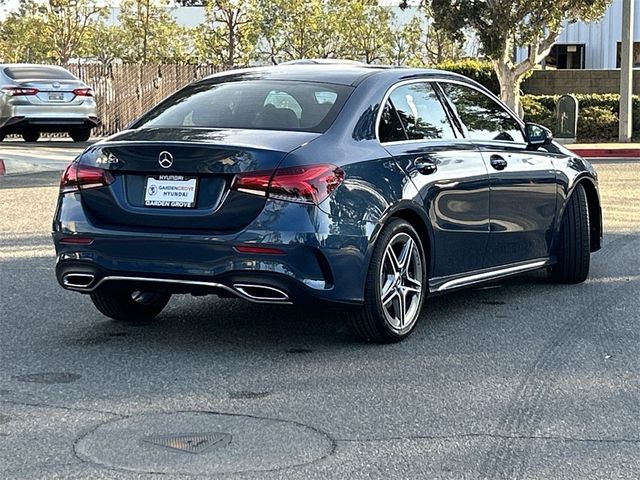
[577,106,618,141]
[521,96,555,129]
[522,93,640,142]
[435,59,500,95]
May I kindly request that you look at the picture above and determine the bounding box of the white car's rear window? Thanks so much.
[4,66,77,80]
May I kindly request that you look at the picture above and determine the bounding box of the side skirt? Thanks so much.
[428,257,555,294]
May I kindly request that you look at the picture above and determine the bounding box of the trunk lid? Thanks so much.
[15,79,88,105]
[78,128,320,232]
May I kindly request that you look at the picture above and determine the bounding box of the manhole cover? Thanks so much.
[13,372,81,384]
[142,432,231,454]
[75,411,333,475]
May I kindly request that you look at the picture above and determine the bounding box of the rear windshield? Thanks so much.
[133,80,354,133]
[4,66,76,80]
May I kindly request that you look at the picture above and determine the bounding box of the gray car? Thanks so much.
[0,64,99,142]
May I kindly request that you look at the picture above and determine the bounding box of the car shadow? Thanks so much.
[62,269,556,355]
[4,233,636,356]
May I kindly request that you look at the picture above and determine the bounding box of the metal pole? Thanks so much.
[619,0,634,142]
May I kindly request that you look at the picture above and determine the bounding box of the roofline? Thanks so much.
[191,65,493,95]
[196,64,393,87]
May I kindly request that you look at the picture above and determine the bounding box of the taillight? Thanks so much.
[232,164,345,205]
[1,85,39,96]
[60,162,114,194]
[72,88,93,97]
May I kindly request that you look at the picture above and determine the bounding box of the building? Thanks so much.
[518,0,640,69]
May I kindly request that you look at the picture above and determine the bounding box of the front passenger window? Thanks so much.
[440,83,526,143]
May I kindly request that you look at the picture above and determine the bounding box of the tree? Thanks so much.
[341,1,395,64]
[118,0,190,63]
[0,3,50,62]
[0,0,105,63]
[44,0,107,63]
[252,0,396,64]
[81,22,128,66]
[427,0,612,114]
[197,0,258,66]
[392,15,464,67]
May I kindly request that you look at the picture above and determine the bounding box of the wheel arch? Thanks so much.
[375,202,434,277]
[574,177,602,252]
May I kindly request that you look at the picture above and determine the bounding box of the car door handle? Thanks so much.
[490,155,508,171]
[414,157,437,175]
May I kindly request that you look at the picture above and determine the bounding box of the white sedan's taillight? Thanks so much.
[72,88,94,97]
[1,85,39,96]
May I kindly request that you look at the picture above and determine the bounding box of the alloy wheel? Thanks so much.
[379,232,424,332]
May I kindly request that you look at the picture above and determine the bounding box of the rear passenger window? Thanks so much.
[378,103,407,143]
[4,66,76,80]
[379,82,455,142]
[440,83,526,143]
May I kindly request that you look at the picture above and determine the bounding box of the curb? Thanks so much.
[567,147,640,158]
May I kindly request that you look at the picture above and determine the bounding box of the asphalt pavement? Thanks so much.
[0,138,95,175]
[0,147,639,479]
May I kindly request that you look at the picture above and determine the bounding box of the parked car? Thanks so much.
[0,64,99,142]
[52,63,602,343]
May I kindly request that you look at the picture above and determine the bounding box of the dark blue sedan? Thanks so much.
[53,63,602,343]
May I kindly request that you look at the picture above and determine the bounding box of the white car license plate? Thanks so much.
[144,175,198,208]
[48,93,64,101]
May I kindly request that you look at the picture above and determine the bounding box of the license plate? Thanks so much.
[144,175,198,208]
[48,93,64,101]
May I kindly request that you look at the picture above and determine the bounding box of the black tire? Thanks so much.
[22,131,40,142]
[349,218,427,343]
[90,288,171,323]
[0,129,5,142]
[550,183,590,284]
[70,128,91,142]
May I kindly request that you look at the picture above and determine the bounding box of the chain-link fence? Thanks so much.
[66,64,230,137]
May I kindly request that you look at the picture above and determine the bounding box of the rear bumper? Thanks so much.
[0,103,99,132]
[1,115,99,133]
[54,264,340,306]
[53,194,373,305]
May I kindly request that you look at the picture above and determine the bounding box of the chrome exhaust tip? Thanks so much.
[233,284,289,303]
[62,273,95,289]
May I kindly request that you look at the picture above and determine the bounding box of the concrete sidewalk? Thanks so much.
[0,138,96,176]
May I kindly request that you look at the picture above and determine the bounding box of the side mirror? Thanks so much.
[525,122,553,149]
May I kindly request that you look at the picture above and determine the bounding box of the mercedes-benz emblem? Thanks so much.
[158,151,173,169]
